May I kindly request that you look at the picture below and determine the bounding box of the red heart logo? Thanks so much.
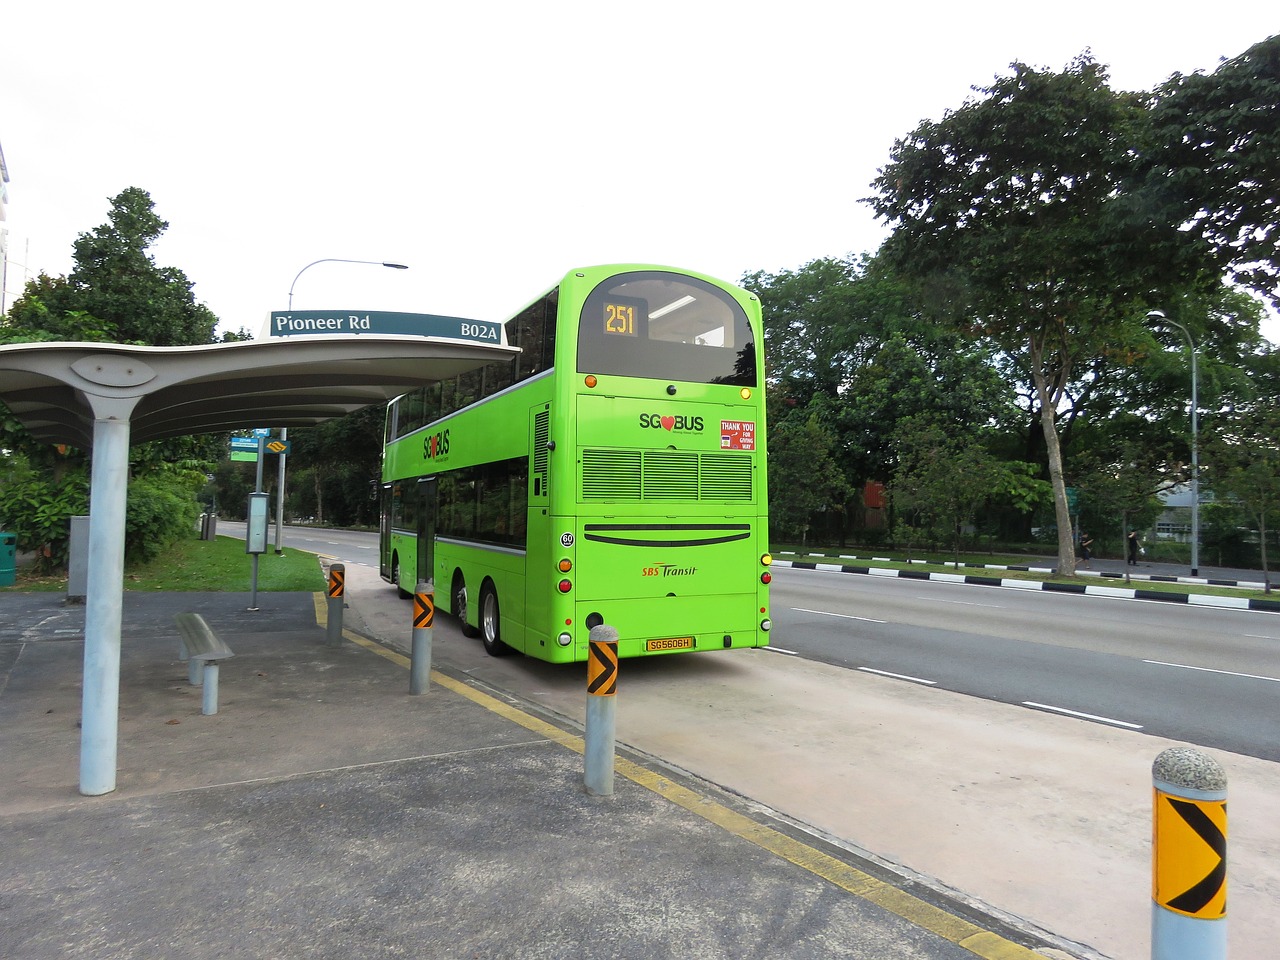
[660,416,675,430]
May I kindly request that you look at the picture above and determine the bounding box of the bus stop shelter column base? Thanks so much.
[79,412,133,797]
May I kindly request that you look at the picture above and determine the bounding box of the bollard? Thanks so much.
[326,563,345,646]
[410,581,434,694]
[584,625,618,797]
[201,662,220,715]
[1152,747,1227,960]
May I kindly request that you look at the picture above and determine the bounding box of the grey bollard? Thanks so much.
[201,662,220,715]
[584,625,618,797]
[1152,747,1227,960]
[326,563,345,646]
[410,582,434,694]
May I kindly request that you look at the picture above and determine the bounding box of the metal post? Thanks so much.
[1189,347,1199,577]
[584,625,618,797]
[201,663,220,716]
[1152,747,1227,960]
[274,427,287,554]
[79,415,131,796]
[410,582,434,694]
[326,562,345,645]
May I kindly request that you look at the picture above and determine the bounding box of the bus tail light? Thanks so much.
[760,572,772,584]
[761,619,772,632]
[557,632,573,646]
[558,558,572,573]
[761,553,773,566]
[558,579,572,593]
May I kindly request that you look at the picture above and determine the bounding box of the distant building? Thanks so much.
[1154,483,1212,541]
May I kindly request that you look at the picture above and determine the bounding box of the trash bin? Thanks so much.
[0,532,16,587]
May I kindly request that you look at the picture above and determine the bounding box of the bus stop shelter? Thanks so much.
[0,335,515,795]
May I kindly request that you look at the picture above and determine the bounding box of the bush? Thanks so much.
[125,474,202,562]
[0,464,90,572]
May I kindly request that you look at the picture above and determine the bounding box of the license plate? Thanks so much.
[646,636,694,652]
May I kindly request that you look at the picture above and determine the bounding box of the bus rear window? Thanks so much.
[576,272,757,386]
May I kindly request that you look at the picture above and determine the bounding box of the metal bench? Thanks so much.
[174,613,235,715]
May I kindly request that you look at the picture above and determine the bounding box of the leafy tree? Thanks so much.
[1143,34,1280,306]
[889,417,1005,562]
[866,55,1216,575]
[5,187,217,346]
[765,401,850,545]
[1202,406,1280,591]
[1,188,225,568]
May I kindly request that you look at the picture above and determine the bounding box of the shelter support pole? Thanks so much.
[79,414,132,796]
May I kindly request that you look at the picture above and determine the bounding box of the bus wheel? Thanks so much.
[480,584,510,657]
[391,555,410,599]
[454,575,478,638]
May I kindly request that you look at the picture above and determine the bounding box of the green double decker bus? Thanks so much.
[379,264,771,662]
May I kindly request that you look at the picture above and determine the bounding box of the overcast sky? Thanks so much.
[3,2,1275,342]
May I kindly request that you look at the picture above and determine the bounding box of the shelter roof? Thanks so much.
[0,336,516,449]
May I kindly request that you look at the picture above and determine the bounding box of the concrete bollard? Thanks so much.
[584,625,618,797]
[201,662,220,715]
[326,562,345,646]
[1152,747,1227,960]
[410,582,434,694]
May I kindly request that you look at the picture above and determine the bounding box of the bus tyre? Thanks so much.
[454,576,479,638]
[391,556,410,599]
[480,584,510,657]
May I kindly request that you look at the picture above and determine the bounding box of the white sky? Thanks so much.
[3,1,1276,342]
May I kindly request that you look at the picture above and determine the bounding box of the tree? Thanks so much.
[6,188,218,346]
[1144,34,1280,306]
[0,188,224,568]
[1203,406,1280,591]
[889,417,1005,563]
[866,55,1215,575]
[765,401,850,544]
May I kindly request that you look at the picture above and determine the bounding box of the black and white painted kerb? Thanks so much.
[772,558,1280,614]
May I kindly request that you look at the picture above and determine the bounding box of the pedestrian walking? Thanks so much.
[1079,532,1094,566]
[1127,530,1141,565]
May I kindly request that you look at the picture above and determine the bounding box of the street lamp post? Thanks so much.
[1148,309,1199,577]
[288,258,409,310]
[278,258,409,552]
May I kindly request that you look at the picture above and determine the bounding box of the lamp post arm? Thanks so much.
[287,259,409,310]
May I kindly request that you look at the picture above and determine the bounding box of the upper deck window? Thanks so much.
[576,272,757,386]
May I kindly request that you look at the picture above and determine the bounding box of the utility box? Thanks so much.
[0,532,15,587]
[68,516,90,601]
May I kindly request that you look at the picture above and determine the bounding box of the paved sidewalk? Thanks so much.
[0,588,1072,960]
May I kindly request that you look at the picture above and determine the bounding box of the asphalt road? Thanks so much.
[770,566,1280,761]
[225,522,1280,760]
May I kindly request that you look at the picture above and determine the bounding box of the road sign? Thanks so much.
[267,309,502,344]
[265,439,291,455]
[230,437,259,452]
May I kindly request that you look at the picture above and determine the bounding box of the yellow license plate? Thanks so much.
[646,636,694,652]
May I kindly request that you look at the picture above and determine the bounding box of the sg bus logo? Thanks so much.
[424,429,450,460]
[639,413,705,433]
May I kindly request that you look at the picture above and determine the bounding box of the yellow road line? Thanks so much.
[315,595,1044,960]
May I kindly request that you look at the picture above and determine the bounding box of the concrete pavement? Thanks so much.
[337,559,1280,960]
[1,583,1080,959]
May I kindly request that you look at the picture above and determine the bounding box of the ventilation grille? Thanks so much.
[533,410,550,478]
[581,450,753,501]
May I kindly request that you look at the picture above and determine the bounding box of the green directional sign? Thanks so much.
[268,310,502,344]
[1065,486,1080,512]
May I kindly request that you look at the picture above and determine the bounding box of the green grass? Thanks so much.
[4,534,325,593]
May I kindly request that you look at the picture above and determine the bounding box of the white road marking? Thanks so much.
[791,607,886,624]
[913,597,1005,607]
[858,667,937,685]
[1021,701,1143,729]
[1143,659,1280,684]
